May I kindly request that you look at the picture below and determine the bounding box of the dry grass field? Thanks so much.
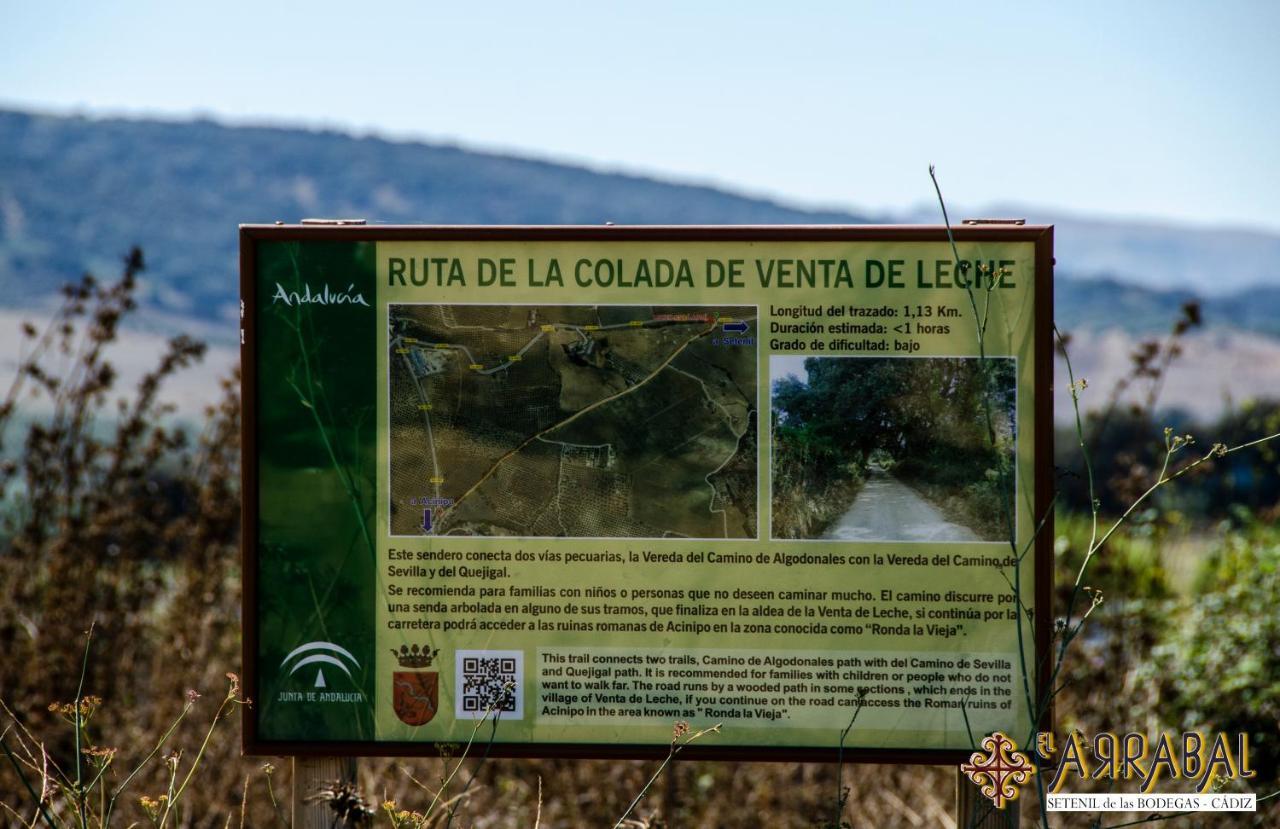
[1,258,1277,827]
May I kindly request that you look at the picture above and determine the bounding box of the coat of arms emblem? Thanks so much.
[391,644,440,725]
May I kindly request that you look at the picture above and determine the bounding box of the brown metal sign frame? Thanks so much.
[241,223,1054,763]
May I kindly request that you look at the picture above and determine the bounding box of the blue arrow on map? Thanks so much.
[421,508,433,533]
[722,321,749,333]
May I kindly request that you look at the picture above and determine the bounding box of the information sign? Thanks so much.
[241,225,1053,761]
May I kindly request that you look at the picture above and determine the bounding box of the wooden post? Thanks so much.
[956,768,1020,828]
[294,756,358,828]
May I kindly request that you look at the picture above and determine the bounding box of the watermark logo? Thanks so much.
[960,731,1037,809]
[1041,730,1255,795]
[963,730,1259,813]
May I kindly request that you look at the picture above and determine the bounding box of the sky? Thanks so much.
[771,356,810,388]
[3,1,1279,230]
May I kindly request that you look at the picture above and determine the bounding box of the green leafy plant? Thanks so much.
[1147,522,1280,780]
[928,165,1280,827]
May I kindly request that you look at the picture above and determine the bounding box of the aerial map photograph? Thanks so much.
[388,304,758,538]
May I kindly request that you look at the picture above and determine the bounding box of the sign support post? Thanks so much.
[293,756,358,828]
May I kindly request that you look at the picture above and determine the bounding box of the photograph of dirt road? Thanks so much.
[770,356,1016,542]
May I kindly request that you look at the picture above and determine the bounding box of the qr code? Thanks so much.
[454,650,524,720]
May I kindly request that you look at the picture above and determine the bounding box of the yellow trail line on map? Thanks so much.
[446,321,717,517]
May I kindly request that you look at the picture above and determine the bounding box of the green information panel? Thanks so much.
[241,225,1053,762]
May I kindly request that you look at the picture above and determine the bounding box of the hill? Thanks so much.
[1011,207,1280,298]
[3,108,1280,344]
[1053,277,1280,338]
[901,204,1280,297]
[0,109,868,326]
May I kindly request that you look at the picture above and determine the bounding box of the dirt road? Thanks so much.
[821,471,979,542]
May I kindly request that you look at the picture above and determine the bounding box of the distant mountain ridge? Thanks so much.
[902,204,1280,297]
[0,109,868,324]
[1053,277,1280,338]
[2,108,1279,340]
[1011,208,1280,297]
